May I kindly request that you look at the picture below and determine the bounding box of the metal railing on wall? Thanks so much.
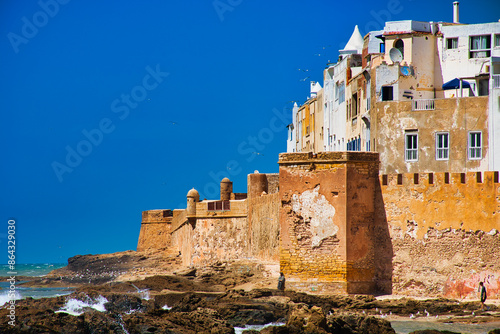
[412,99,435,111]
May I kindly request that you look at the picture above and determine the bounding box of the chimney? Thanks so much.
[453,1,459,23]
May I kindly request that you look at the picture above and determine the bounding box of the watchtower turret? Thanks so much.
[220,177,233,201]
[186,188,199,218]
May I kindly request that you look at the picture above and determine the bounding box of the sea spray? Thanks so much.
[55,294,108,316]
[234,322,286,334]
[0,290,22,307]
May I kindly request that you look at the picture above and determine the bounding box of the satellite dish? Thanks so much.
[389,48,403,63]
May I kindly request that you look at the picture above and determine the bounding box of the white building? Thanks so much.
[437,21,500,171]
[323,25,364,152]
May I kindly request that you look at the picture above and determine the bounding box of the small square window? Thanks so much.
[468,131,482,160]
[382,86,393,101]
[405,131,418,162]
[447,38,458,49]
[436,132,449,160]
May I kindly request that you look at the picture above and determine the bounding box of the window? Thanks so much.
[207,201,230,211]
[336,81,345,104]
[436,132,449,160]
[352,93,358,117]
[470,35,491,58]
[447,38,458,49]
[495,34,500,47]
[380,42,385,53]
[405,131,418,161]
[394,39,404,58]
[468,131,482,160]
[382,86,393,101]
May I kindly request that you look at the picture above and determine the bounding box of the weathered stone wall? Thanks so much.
[278,152,391,294]
[137,210,172,252]
[248,193,280,262]
[191,217,249,266]
[170,209,192,266]
[169,200,249,267]
[382,171,500,298]
[266,173,279,195]
[194,199,247,218]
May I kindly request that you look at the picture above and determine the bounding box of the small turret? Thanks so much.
[247,171,268,200]
[220,177,233,201]
[186,188,199,218]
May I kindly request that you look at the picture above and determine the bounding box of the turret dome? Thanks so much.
[187,188,199,198]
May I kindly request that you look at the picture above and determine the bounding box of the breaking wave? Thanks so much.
[55,295,108,316]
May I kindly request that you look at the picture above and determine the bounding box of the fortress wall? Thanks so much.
[278,152,389,294]
[248,192,280,262]
[194,199,247,218]
[381,171,500,298]
[137,210,172,252]
[170,210,192,266]
[191,217,249,266]
[266,174,279,194]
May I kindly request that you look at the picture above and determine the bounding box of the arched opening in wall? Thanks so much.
[394,39,404,59]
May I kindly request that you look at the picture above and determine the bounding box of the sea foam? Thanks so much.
[55,295,108,316]
[234,322,286,334]
[0,290,22,307]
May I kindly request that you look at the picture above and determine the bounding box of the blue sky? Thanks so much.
[1,0,499,264]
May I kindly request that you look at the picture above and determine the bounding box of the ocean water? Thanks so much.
[0,263,66,277]
[0,263,73,306]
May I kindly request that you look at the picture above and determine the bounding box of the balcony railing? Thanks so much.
[413,99,435,111]
[493,75,500,89]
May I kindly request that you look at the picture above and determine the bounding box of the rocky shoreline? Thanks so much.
[2,250,500,334]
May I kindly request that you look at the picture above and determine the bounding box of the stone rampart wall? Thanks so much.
[137,210,172,252]
[191,217,249,266]
[381,171,500,298]
[248,193,280,262]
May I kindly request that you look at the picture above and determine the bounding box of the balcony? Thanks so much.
[493,75,500,89]
[412,99,435,111]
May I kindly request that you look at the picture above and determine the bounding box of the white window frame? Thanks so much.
[495,34,500,47]
[405,131,418,162]
[435,132,449,160]
[468,131,482,160]
[446,37,458,49]
[470,35,491,58]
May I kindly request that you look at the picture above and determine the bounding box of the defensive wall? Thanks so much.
[137,210,172,252]
[381,171,500,299]
[137,173,280,267]
[137,152,500,298]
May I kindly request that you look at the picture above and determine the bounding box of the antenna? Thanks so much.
[389,48,403,63]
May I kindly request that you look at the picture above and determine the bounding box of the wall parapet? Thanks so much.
[141,209,173,224]
[380,171,499,187]
[380,170,500,240]
[279,152,379,165]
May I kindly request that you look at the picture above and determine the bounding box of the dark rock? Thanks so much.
[329,315,396,334]
[287,303,329,333]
